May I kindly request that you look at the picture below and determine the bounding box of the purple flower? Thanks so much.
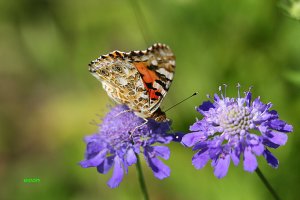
[80,105,173,188]
[182,86,293,178]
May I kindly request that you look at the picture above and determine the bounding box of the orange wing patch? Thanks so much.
[134,62,162,100]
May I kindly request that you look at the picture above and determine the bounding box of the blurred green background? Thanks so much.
[1,0,300,199]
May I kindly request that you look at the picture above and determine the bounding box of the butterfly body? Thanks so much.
[89,43,175,122]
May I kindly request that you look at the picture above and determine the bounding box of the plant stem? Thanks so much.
[136,154,149,200]
[255,167,281,200]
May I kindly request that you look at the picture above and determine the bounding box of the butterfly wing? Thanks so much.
[129,43,175,115]
[89,43,175,118]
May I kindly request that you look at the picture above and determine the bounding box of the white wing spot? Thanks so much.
[118,77,128,86]
[151,60,158,65]
[157,68,169,77]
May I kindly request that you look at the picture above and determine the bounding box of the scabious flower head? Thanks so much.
[80,105,173,188]
[182,86,293,178]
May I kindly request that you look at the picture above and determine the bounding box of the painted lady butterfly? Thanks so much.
[88,43,175,122]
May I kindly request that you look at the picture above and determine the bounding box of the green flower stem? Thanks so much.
[136,154,149,200]
[255,167,281,200]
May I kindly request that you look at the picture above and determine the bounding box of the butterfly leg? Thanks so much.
[130,118,148,134]
[114,109,131,118]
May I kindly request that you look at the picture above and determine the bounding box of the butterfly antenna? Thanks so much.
[129,0,151,46]
[164,92,198,113]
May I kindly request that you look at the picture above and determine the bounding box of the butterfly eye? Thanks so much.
[113,65,122,73]
[99,69,109,76]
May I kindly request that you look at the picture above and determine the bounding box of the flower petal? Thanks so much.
[182,132,205,147]
[153,146,170,160]
[245,91,252,107]
[263,149,278,168]
[85,141,104,159]
[97,156,114,174]
[126,148,137,166]
[84,134,101,143]
[262,139,280,149]
[197,101,215,113]
[266,131,288,146]
[80,149,108,168]
[213,154,230,178]
[189,121,201,131]
[190,120,213,133]
[192,142,207,151]
[246,134,260,145]
[243,148,257,172]
[107,156,124,188]
[251,142,264,156]
[230,150,240,166]
[214,94,220,102]
[145,155,170,179]
[154,134,173,144]
[268,119,293,132]
[252,97,269,114]
[192,150,210,169]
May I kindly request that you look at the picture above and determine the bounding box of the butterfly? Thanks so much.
[88,43,175,122]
